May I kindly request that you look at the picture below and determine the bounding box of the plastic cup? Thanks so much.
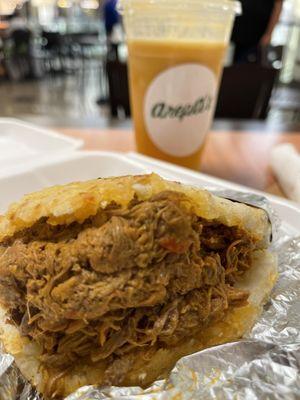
[119,0,240,169]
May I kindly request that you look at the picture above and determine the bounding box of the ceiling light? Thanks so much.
[57,0,72,8]
[0,0,26,15]
[80,0,99,9]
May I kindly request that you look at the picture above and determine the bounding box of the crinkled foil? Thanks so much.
[1,191,299,400]
[0,346,40,400]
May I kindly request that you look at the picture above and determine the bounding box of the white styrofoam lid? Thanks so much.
[0,118,83,171]
[0,152,149,214]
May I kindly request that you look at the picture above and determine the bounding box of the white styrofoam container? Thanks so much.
[0,152,149,213]
[0,118,83,172]
[0,151,299,238]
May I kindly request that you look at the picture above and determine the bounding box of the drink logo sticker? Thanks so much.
[144,64,217,157]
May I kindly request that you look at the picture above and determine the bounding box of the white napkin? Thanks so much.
[270,143,300,203]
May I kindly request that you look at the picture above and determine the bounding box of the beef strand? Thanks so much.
[0,191,255,375]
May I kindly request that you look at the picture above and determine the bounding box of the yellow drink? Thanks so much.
[120,0,239,169]
[128,39,227,169]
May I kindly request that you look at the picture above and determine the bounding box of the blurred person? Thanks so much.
[103,0,121,41]
[98,0,124,107]
[3,7,32,80]
[231,0,283,63]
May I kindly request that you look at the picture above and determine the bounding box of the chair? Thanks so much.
[215,64,278,120]
[3,29,32,81]
[41,31,64,72]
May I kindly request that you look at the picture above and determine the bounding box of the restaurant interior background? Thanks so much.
[0,0,299,132]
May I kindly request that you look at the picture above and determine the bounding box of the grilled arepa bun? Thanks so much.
[0,174,277,399]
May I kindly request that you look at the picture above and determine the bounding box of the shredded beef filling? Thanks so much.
[0,191,255,380]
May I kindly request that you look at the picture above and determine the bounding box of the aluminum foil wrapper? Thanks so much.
[0,346,40,400]
[0,191,299,400]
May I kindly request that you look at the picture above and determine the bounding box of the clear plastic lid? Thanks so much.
[118,0,241,16]
[119,0,241,42]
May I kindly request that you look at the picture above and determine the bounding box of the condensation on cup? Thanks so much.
[119,0,241,169]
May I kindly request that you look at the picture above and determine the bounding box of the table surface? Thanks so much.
[60,128,300,198]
